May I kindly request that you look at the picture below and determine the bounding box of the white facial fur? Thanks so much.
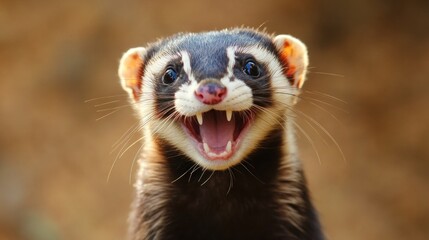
[145,46,298,170]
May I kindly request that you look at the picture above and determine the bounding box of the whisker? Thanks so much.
[227,169,234,195]
[201,171,215,186]
[94,100,122,107]
[96,108,122,121]
[240,161,264,184]
[150,106,179,136]
[106,155,119,183]
[107,134,141,183]
[188,164,200,182]
[84,94,128,103]
[171,164,195,183]
[96,104,132,112]
[198,169,207,182]
[308,101,344,127]
[293,121,322,165]
[274,92,348,112]
[300,97,347,112]
[294,108,347,163]
[304,90,347,104]
[118,136,144,160]
[251,105,287,131]
[302,118,329,146]
[129,144,144,184]
[111,121,140,153]
[114,124,144,158]
[309,71,345,78]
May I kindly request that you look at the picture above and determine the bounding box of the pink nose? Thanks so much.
[195,80,227,105]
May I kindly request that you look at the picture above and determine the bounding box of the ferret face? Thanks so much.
[118,29,308,170]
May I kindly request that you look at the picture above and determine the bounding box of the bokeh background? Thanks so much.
[1,0,428,239]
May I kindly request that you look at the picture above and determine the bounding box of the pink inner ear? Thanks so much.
[120,53,144,101]
[278,41,297,86]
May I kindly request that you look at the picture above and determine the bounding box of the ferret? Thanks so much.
[118,28,324,240]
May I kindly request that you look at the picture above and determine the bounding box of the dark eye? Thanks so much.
[243,61,260,78]
[162,68,178,84]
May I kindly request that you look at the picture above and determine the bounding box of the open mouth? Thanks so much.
[181,110,253,161]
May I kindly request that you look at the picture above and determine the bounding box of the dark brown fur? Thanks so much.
[129,128,324,240]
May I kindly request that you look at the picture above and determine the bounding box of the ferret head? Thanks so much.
[118,29,308,170]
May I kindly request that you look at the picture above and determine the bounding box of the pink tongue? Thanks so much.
[199,111,234,151]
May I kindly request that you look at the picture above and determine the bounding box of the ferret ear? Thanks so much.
[273,35,309,88]
[118,47,146,102]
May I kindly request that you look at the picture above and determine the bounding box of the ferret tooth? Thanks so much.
[226,140,232,153]
[196,112,203,125]
[203,142,210,153]
[226,110,233,122]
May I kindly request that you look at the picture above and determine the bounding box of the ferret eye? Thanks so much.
[162,68,178,84]
[243,61,260,78]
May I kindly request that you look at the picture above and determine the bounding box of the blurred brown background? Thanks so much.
[1,0,428,239]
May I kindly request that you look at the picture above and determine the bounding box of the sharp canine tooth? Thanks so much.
[196,112,203,125]
[203,142,210,153]
[226,141,232,153]
[226,110,232,121]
